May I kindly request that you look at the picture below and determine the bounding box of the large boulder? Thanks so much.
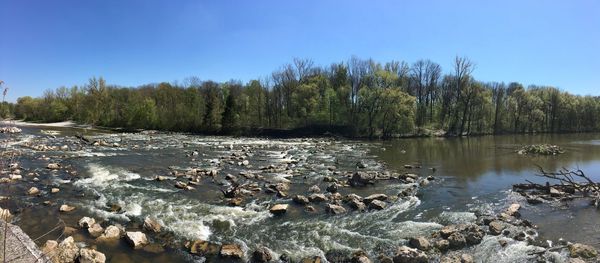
[78,248,106,263]
[393,246,428,263]
[125,231,148,249]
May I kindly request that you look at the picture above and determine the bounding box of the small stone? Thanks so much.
[59,204,76,212]
[42,240,58,255]
[9,174,22,180]
[189,240,219,256]
[363,194,388,204]
[220,244,244,259]
[125,231,148,249]
[348,199,366,211]
[98,225,121,240]
[269,204,288,215]
[498,239,508,247]
[308,185,321,193]
[51,188,60,193]
[47,163,61,169]
[434,239,450,251]
[27,187,40,195]
[393,246,428,263]
[326,183,339,193]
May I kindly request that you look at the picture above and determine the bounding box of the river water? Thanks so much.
[2,126,600,262]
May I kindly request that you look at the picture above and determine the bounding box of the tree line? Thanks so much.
[7,56,600,138]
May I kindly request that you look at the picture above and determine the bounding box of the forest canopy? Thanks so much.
[6,56,600,138]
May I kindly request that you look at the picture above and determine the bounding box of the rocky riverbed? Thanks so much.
[0,125,598,262]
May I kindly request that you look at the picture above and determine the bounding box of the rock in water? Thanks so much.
[293,195,310,205]
[98,225,121,240]
[220,244,244,259]
[27,187,40,195]
[125,231,148,249]
[59,204,76,212]
[47,163,61,169]
[568,243,598,258]
[309,193,327,202]
[393,246,428,263]
[56,236,80,263]
[79,248,106,263]
[409,236,430,250]
[252,247,272,262]
[88,223,104,238]
[143,217,162,233]
[269,204,288,215]
[506,203,521,216]
[78,217,96,228]
[369,200,386,210]
[326,204,347,215]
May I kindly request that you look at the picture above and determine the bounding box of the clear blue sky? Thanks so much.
[1,0,599,102]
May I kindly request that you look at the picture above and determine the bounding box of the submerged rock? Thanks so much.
[252,246,272,262]
[189,240,220,256]
[349,172,375,186]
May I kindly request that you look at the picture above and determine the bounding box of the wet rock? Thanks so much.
[9,174,21,180]
[47,163,61,169]
[447,232,466,249]
[63,226,77,235]
[439,225,458,238]
[393,246,428,263]
[357,162,368,169]
[229,197,243,206]
[348,199,366,211]
[326,204,347,215]
[326,183,339,193]
[42,240,58,255]
[434,239,450,252]
[143,217,162,233]
[305,205,316,212]
[59,204,76,212]
[98,225,121,240]
[56,236,80,263]
[568,243,598,258]
[0,207,12,221]
[27,187,40,195]
[252,246,272,262]
[109,204,122,212]
[309,193,327,203]
[51,188,60,193]
[155,175,167,181]
[464,224,485,245]
[350,251,372,263]
[78,217,96,228]
[79,248,106,263]
[269,204,288,215]
[125,231,148,249]
[526,196,543,204]
[143,243,166,254]
[368,200,386,210]
[498,239,508,247]
[189,240,219,256]
[363,194,387,203]
[505,203,521,217]
[489,221,504,235]
[221,244,244,259]
[409,236,430,250]
[88,223,104,238]
[293,195,310,205]
[440,254,473,263]
[349,172,375,186]
[301,256,322,263]
[308,185,321,193]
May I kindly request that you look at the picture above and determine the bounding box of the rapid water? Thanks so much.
[2,126,600,262]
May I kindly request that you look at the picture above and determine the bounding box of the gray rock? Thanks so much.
[326,204,347,215]
[369,200,386,210]
[409,237,430,250]
[78,248,106,263]
[392,246,428,263]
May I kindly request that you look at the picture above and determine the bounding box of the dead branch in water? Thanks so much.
[534,165,600,195]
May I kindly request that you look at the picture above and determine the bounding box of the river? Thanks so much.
[1,125,599,262]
